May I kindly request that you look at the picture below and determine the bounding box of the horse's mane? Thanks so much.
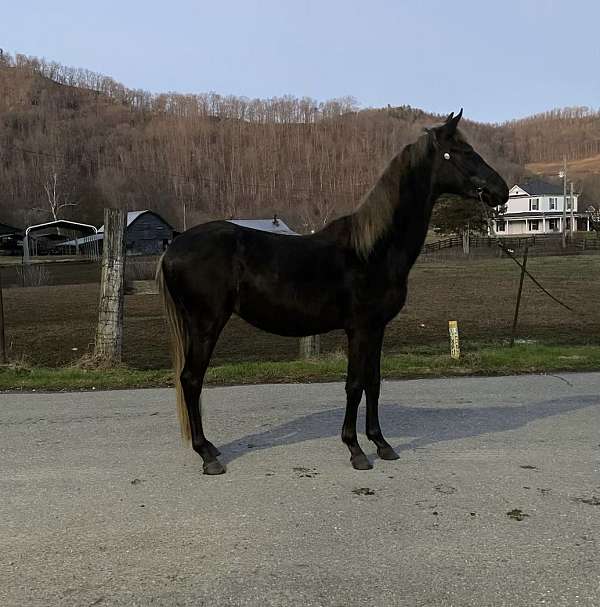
[350,134,432,259]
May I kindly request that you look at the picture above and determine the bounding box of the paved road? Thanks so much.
[2,373,600,606]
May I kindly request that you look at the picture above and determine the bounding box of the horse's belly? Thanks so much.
[236,284,343,337]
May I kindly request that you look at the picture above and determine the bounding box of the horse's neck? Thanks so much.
[368,146,436,270]
[318,140,437,262]
[317,215,352,246]
[392,166,436,266]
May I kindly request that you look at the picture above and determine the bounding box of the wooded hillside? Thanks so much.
[2,52,599,231]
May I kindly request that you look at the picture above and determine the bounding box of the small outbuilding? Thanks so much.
[0,221,23,255]
[106,210,175,255]
[62,210,176,256]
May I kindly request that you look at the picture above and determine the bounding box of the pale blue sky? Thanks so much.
[2,0,599,123]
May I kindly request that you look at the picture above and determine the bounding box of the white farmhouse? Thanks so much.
[494,179,592,235]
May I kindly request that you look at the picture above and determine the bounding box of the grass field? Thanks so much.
[2,344,600,391]
[2,254,599,370]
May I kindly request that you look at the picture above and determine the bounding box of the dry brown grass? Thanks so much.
[527,154,600,177]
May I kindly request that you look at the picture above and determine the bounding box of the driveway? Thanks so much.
[1,373,599,606]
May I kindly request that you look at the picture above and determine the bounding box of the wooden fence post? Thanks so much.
[462,230,470,255]
[93,209,126,365]
[448,321,460,359]
[510,246,529,348]
[299,335,320,359]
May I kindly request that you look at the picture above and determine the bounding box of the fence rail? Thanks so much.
[422,236,462,253]
[423,233,600,256]
[577,236,600,250]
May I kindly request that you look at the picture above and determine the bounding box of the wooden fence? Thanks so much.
[423,233,600,257]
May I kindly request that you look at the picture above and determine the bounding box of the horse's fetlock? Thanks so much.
[341,431,356,446]
[366,429,384,442]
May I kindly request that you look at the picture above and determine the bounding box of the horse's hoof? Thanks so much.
[351,454,373,470]
[203,460,226,475]
[377,446,400,460]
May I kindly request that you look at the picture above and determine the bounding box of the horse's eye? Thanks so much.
[443,152,451,160]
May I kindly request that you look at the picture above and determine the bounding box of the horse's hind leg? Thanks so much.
[364,328,399,461]
[180,317,228,475]
[342,329,372,470]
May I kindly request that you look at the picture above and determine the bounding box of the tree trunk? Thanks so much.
[94,209,126,366]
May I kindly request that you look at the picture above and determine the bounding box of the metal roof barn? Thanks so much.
[63,210,176,256]
[227,217,298,235]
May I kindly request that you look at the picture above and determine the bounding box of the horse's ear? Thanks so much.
[441,108,463,137]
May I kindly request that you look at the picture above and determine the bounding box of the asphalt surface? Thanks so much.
[2,373,600,606]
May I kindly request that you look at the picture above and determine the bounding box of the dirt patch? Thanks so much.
[352,487,375,496]
[3,255,600,368]
[507,509,529,521]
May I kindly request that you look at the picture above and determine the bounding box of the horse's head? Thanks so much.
[427,110,509,207]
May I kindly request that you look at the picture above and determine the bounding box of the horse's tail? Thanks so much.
[156,252,192,442]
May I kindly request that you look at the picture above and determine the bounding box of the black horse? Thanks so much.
[157,110,509,475]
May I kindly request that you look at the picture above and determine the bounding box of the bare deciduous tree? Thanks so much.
[38,170,78,221]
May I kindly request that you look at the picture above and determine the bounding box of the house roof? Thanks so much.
[0,222,23,237]
[515,179,564,196]
[61,233,104,246]
[98,210,173,233]
[227,218,298,235]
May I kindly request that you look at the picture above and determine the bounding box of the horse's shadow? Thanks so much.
[216,394,600,465]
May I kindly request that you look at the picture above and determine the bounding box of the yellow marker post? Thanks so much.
[448,320,460,359]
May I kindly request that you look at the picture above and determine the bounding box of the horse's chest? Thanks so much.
[353,278,407,324]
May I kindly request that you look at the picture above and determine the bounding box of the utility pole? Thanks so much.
[561,156,568,249]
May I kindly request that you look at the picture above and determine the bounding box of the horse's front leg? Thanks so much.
[342,329,372,470]
[365,327,399,461]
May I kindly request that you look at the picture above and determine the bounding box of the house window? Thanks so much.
[566,197,572,210]
[498,204,508,214]
[496,221,506,232]
[549,197,556,210]
[529,198,539,211]
[548,218,559,231]
[529,220,539,231]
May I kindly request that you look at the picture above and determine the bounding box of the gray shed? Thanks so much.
[65,210,176,255]
[105,211,175,255]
